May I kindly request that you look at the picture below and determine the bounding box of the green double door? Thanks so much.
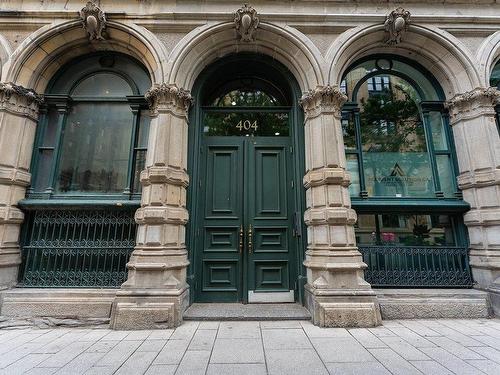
[195,136,298,303]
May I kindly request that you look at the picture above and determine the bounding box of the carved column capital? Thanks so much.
[445,87,500,124]
[145,84,193,117]
[384,7,411,45]
[234,3,259,42]
[80,1,106,41]
[300,85,347,119]
[0,82,43,120]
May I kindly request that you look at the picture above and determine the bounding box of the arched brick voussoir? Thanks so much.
[477,30,500,87]
[4,20,168,92]
[168,21,326,92]
[328,24,481,98]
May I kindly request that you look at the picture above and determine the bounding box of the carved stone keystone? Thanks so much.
[80,1,106,40]
[234,3,259,42]
[384,7,411,45]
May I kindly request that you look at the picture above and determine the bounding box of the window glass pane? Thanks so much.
[72,73,133,97]
[56,103,133,193]
[137,109,150,148]
[342,58,440,101]
[346,154,360,196]
[436,155,455,197]
[491,61,500,89]
[133,150,146,193]
[213,90,280,107]
[203,112,289,136]
[342,111,357,151]
[428,111,448,150]
[33,149,53,191]
[358,75,435,198]
[356,214,456,246]
[42,107,59,147]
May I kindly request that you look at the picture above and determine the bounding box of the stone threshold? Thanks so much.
[0,287,492,324]
[183,303,311,321]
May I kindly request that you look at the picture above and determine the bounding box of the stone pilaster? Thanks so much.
[300,85,381,327]
[110,84,193,329]
[0,83,42,290]
[445,88,500,311]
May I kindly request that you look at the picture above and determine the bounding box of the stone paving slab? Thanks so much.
[2,319,500,374]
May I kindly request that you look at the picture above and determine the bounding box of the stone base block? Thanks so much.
[487,283,500,317]
[376,289,490,319]
[305,285,382,327]
[0,288,116,318]
[110,287,189,330]
[0,265,19,290]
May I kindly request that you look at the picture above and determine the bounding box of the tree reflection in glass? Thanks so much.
[358,76,434,197]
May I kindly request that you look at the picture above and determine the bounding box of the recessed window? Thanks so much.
[29,53,151,198]
[341,57,457,199]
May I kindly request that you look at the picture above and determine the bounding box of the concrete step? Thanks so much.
[184,303,311,321]
[375,288,491,319]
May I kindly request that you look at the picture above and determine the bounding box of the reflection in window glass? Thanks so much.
[212,90,279,107]
[72,73,133,97]
[346,154,360,196]
[355,214,456,246]
[341,111,356,151]
[436,155,455,196]
[429,111,448,151]
[358,75,434,197]
[56,103,133,193]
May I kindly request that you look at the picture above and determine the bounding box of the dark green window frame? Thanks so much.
[26,59,150,202]
[341,55,466,209]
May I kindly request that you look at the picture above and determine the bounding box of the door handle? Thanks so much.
[248,224,253,254]
[239,225,244,254]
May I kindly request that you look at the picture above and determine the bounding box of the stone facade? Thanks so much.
[0,1,499,328]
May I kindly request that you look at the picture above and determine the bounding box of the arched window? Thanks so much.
[341,56,471,288]
[490,60,500,134]
[19,53,151,288]
[341,56,458,199]
[28,53,151,198]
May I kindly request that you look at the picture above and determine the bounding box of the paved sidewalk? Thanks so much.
[1,319,500,374]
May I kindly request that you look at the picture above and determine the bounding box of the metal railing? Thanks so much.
[359,245,472,287]
[20,208,136,288]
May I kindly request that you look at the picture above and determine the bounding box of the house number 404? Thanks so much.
[236,120,258,131]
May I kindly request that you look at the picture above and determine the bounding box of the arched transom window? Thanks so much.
[29,53,151,198]
[341,56,458,199]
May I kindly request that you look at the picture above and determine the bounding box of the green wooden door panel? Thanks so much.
[195,132,297,302]
[246,138,296,295]
[196,138,244,302]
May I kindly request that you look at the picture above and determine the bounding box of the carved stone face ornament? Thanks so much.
[234,3,259,42]
[384,7,411,45]
[80,1,106,41]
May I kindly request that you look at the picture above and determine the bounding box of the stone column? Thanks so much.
[300,85,381,327]
[0,83,42,290]
[446,88,500,312]
[110,84,192,329]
